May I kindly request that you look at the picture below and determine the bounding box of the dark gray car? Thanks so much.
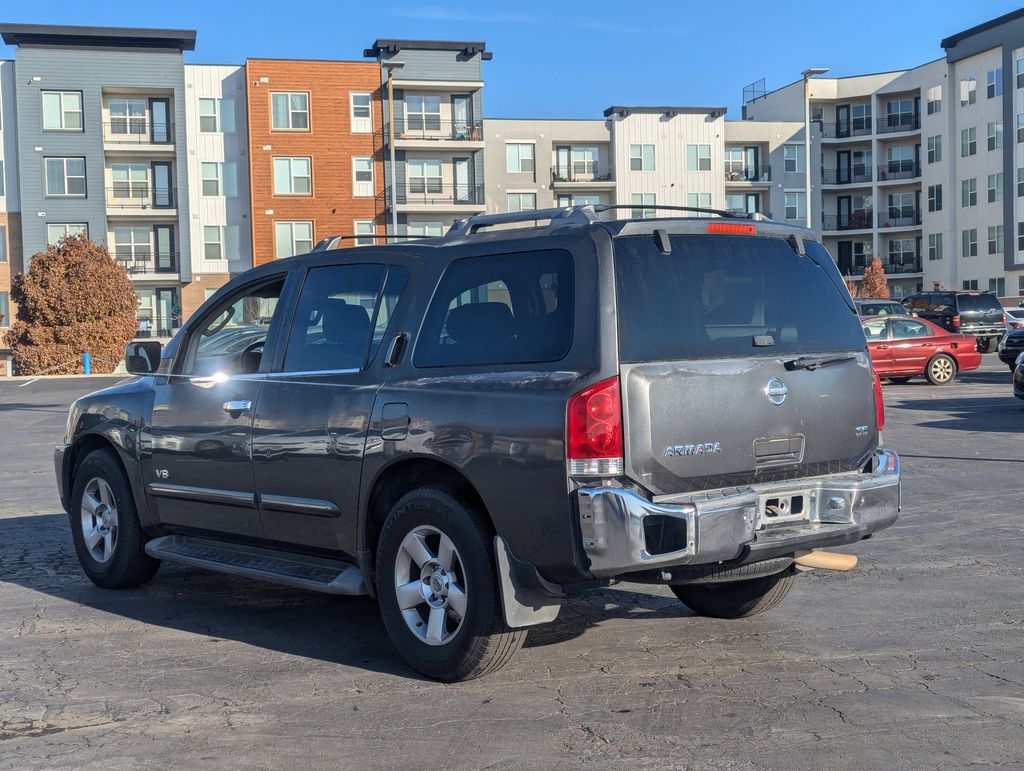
[55,206,901,681]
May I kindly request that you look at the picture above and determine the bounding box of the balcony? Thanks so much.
[381,119,484,149]
[822,212,874,231]
[819,122,872,139]
[106,187,178,213]
[878,208,922,228]
[724,166,771,184]
[821,167,872,185]
[102,120,174,148]
[876,115,921,134]
[876,163,921,182]
[135,315,179,339]
[115,251,179,275]
[381,184,486,213]
[842,257,923,277]
[550,166,614,186]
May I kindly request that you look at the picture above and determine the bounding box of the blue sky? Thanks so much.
[1,0,1021,119]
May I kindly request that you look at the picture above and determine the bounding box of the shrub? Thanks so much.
[861,257,890,299]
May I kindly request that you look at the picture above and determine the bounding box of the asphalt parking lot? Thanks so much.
[1,361,1023,769]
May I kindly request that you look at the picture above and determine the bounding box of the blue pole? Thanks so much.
[83,352,91,375]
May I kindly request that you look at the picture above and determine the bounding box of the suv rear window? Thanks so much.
[957,293,1002,313]
[613,234,865,362]
[413,249,574,367]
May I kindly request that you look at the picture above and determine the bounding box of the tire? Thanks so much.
[375,487,526,682]
[69,449,160,589]
[926,354,957,386]
[977,338,991,353]
[1011,364,1019,373]
[671,566,797,619]
[887,376,913,384]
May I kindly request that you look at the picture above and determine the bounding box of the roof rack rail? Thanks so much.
[593,203,736,218]
[311,233,431,251]
[446,206,599,237]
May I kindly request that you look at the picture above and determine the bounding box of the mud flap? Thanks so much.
[494,536,563,628]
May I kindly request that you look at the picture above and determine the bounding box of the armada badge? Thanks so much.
[664,442,721,457]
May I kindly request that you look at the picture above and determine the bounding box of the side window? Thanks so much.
[282,264,408,373]
[188,278,285,376]
[891,319,930,339]
[862,319,888,341]
[414,250,574,367]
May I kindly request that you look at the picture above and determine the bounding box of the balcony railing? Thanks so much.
[876,115,921,134]
[551,166,613,183]
[106,187,177,210]
[103,121,174,144]
[822,212,874,231]
[135,315,180,339]
[381,119,483,143]
[115,251,179,275]
[842,257,923,276]
[381,184,486,207]
[878,208,922,228]
[724,167,771,183]
[821,167,872,185]
[876,163,921,181]
[819,121,873,139]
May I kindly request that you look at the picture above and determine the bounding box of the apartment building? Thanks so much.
[245,58,383,266]
[1,24,196,338]
[483,118,614,213]
[0,59,21,375]
[364,39,489,238]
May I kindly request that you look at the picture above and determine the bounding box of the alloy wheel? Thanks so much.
[394,525,468,646]
[80,477,119,564]
[930,357,954,383]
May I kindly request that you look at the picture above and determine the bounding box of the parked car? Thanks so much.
[862,315,982,384]
[1013,354,1024,399]
[55,206,901,681]
[1006,308,1024,331]
[855,299,911,317]
[901,291,1006,352]
[998,328,1024,371]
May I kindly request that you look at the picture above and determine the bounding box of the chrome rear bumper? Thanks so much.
[575,448,900,578]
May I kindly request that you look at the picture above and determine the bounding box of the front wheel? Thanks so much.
[926,354,957,385]
[375,488,526,681]
[977,338,992,353]
[671,567,797,619]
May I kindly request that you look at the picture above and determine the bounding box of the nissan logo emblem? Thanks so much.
[765,378,788,406]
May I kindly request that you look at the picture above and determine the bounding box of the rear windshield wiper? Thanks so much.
[784,353,857,371]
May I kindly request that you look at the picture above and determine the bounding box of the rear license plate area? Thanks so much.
[756,490,811,529]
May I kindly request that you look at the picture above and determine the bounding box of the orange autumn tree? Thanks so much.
[860,257,890,299]
[5,233,138,375]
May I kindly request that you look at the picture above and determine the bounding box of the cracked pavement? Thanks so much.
[1,361,1023,768]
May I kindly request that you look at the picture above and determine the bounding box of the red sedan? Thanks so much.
[861,315,981,385]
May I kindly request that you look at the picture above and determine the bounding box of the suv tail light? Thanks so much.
[952,314,961,328]
[567,376,623,476]
[873,371,885,432]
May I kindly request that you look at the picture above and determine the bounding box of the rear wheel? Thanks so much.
[977,338,992,353]
[887,376,912,384]
[671,567,797,619]
[375,488,526,681]
[926,354,957,385]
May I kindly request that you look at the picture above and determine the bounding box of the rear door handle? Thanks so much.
[223,399,252,415]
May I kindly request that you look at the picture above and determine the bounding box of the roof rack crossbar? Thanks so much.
[446,206,600,237]
[593,203,737,218]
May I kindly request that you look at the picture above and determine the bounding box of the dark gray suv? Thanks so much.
[55,206,901,681]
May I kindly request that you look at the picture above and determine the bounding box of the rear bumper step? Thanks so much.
[144,535,368,595]
[575,448,900,578]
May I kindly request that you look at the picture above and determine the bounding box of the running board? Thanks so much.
[144,535,368,595]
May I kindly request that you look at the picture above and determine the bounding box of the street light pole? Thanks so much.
[383,61,405,243]
[802,67,829,229]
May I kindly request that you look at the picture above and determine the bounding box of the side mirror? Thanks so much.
[125,341,162,375]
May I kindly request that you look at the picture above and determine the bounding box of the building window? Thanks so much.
[927,135,941,163]
[271,92,310,130]
[0,291,8,328]
[353,220,376,246]
[201,162,237,197]
[46,223,87,245]
[1020,275,1024,294]
[630,193,656,219]
[1019,168,1024,197]
[110,162,149,202]
[961,178,977,207]
[1018,114,1024,143]
[784,192,806,221]
[851,103,872,133]
[407,159,443,194]
[198,98,235,133]
[44,157,86,197]
[988,121,1003,151]
[108,98,147,137]
[888,238,916,264]
[273,222,313,258]
[1020,222,1024,252]
[0,224,6,262]
[960,77,976,106]
[686,192,711,213]
[927,184,942,212]
[572,147,598,176]
[852,241,872,269]
[928,233,943,261]
[629,144,656,172]
[988,173,1003,203]
[352,157,374,197]
[557,194,601,207]
[113,226,151,267]
[505,143,535,173]
[989,277,1006,296]
[886,99,915,129]
[41,91,83,131]
[685,144,711,171]
[0,159,4,196]
[987,68,1003,98]
[350,93,372,133]
[783,145,804,173]
[962,229,978,257]
[963,279,979,290]
[926,85,942,114]
[407,222,445,238]
[507,192,537,212]
[960,127,977,157]
[406,95,442,132]
[273,157,312,195]
[988,225,1004,254]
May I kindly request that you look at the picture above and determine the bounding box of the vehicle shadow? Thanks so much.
[0,402,65,413]
[0,513,690,679]
[886,394,1024,433]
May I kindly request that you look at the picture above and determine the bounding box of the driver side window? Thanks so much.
[187,278,285,376]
